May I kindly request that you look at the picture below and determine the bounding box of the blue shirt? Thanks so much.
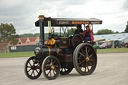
[85,31,90,37]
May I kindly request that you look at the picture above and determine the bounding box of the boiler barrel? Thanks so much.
[42,48,62,56]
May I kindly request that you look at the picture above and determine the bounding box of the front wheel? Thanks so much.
[24,56,42,79]
[42,56,60,80]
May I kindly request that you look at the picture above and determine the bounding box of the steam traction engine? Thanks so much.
[24,15,102,80]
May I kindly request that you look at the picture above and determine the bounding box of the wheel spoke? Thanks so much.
[79,52,85,57]
[79,60,86,65]
[53,69,56,75]
[27,66,31,68]
[85,47,88,57]
[89,58,93,62]
[86,63,90,71]
[84,67,86,72]
[52,60,56,64]
[35,69,39,74]
[50,70,51,77]
[31,70,34,76]
[87,49,90,54]
[33,70,35,76]
[32,59,35,63]
[35,63,40,67]
[47,70,51,76]
[27,68,32,72]
[89,54,93,58]
[86,66,89,71]
[55,65,58,68]
[85,66,86,72]
[45,65,49,71]
[28,62,32,66]
[34,66,41,69]
[51,59,53,65]
[81,48,84,54]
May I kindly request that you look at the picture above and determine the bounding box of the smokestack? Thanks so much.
[38,15,45,45]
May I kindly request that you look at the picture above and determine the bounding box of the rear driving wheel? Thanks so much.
[73,43,97,75]
[42,56,60,80]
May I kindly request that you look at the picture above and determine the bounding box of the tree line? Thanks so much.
[0,23,18,44]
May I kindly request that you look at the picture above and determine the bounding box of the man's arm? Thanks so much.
[89,28,93,33]
[80,30,86,36]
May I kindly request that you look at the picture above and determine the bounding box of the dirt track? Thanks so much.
[0,53,128,85]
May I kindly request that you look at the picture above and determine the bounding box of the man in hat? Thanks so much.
[80,25,94,43]
[74,25,83,35]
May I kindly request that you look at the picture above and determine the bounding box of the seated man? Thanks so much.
[74,25,83,35]
[80,25,94,43]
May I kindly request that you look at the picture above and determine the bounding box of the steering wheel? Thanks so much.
[72,34,83,48]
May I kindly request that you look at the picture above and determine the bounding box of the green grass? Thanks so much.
[97,47,128,54]
[0,48,128,58]
[0,51,34,58]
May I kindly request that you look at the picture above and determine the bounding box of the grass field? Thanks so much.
[0,51,34,58]
[97,47,128,54]
[0,48,128,58]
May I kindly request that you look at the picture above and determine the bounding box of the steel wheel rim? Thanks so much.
[25,56,42,79]
[43,56,60,80]
[78,45,95,73]
[73,43,97,75]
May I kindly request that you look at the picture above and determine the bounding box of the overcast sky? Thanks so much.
[0,0,128,34]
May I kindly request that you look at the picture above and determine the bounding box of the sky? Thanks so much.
[0,0,128,34]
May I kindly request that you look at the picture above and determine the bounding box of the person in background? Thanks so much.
[80,25,94,43]
[74,25,83,35]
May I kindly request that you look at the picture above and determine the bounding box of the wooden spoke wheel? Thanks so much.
[24,56,42,79]
[73,43,97,75]
[42,56,60,80]
[72,34,83,48]
[60,67,73,75]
